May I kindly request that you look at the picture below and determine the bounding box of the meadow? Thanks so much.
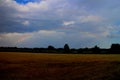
[0,52,120,80]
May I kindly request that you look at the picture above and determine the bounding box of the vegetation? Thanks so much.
[1,43,120,54]
[1,44,120,79]
[0,52,120,80]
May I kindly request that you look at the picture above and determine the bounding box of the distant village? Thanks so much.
[0,44,120,54]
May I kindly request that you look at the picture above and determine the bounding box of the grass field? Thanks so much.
[0,52,120,80]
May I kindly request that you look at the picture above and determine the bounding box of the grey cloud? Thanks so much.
[0,0,120,48]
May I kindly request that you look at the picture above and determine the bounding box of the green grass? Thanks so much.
[0,52,120,80]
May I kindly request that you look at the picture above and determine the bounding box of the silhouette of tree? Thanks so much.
[92,45,100,54]
[48,45,55,50]
[1,43,120,54]
[110,44,120,54]
[110,44,120,50]
[64,44,70,53]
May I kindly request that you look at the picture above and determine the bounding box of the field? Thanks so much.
[0,52,120,80]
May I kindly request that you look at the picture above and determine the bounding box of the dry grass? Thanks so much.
[0,52,120,80]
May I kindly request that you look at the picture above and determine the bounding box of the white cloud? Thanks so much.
[0,28,112,48]
[22,20,30,26]
[0,32,33,46]
[15,1,48,12]
[79,15,103,23]
[0,0,119,48]
[0,0,49,12]
[38,30,64,35]
[0,30,65,47]
[63,21,75,26]
[15,4,30,12]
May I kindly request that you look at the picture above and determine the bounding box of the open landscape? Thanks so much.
[1,0,120,80]
[0,52,120,80]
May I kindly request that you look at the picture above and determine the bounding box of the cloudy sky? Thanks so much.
[0,0,120,48]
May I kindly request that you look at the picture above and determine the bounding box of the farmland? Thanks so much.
[0,52,120,80]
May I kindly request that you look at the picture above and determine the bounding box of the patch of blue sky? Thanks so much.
[15,0,40,4]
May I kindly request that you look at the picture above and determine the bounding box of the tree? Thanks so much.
[92,45,100,54]
[48,45,55,50]
[110,44,120,54]
[64,44,70,53]
[110,44,120,50]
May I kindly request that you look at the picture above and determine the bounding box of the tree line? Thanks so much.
[0,44,120,54]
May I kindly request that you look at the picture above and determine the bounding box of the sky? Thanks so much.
[0,0,120,48]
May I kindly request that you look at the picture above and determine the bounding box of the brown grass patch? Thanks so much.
[0,52,120,80]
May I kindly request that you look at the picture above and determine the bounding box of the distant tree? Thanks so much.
[110,44,120,50]
[71,48,78,54]
[48,45,55,50]
[64,44,70,53]
[93,45,100,50]
[92,45,100,54]
[47,45,56,53]
[110,44,120,54]
[57,48,64,53]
